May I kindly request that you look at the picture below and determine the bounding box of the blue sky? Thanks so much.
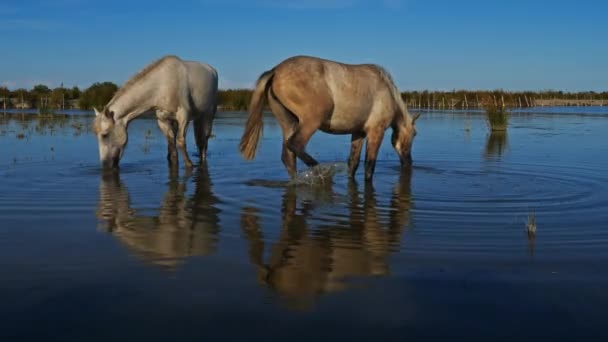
[1,0,606,91]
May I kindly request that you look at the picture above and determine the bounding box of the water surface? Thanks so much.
[1,109,607,341]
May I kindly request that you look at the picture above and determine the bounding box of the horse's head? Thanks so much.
[93,107,128,169]
[391,112,420,167]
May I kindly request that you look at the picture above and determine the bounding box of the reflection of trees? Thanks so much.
[0,113,82,137]
[484,131,508,159]
[241,169,413,310]
[96,165,221,270]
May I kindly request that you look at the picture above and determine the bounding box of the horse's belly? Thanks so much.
[156,110,174,121]
[320,111,365,134]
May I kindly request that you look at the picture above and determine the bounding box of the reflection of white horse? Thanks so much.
[93,55,218,168]
[97,166,221,269]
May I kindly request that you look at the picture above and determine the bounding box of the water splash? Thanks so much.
[288,162,348,186]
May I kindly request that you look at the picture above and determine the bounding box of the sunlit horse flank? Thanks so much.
[239,55,420,181]
[93,55,218,169]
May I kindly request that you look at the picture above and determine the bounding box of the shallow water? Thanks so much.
[1,109,607,341]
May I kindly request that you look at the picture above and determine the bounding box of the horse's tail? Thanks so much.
[239,69,274,160]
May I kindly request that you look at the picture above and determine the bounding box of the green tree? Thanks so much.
[70,86,81,100]
[79,82,118,110]
[50,87,68,109]
[12,88,32,108]
[0,86,10,109]
[30,84,52,108]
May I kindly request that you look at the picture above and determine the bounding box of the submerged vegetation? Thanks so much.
[0,111,76,140]
[1,83,607,112]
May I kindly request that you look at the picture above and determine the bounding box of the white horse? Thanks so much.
[93,55,218,169]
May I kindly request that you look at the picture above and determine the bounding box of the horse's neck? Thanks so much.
[391,101,408,126]
[108,83,156,124]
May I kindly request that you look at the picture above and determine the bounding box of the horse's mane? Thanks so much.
[106,55,180,108]
[373,65,411,125]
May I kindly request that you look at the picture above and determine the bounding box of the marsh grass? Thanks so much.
[487,108,509,131]
[481,96,510,131]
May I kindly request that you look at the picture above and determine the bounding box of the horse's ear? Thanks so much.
[93,107,101,116]
[412,112,421,124]
[104,109,115,121]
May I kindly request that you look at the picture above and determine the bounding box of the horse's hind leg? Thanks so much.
[268,92,297,177]
[286,122,320,168]
[193,116,209,162]
[157,119,178,165]
[197,108,216,162]
[175,109,193,168]
[278,101,329,171]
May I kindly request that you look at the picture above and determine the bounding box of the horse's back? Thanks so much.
[274,55,390,101]
[271,56,334,121]
[272,56,394,132]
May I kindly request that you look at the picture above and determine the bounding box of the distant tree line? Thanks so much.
[1,83,607,111]
[400,90,608,109]
[0,83,115,111]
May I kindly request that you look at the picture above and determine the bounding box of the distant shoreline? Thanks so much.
[2,84,607,112]
[2,103,607,117]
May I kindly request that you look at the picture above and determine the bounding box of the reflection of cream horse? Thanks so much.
[241,169,413,308]
[97,165,221,269]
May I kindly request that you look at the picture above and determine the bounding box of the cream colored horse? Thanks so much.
[93,55,218,168]
[240,55,420,181]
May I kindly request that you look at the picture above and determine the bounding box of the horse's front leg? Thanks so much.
[348,132,365,179]
[157,119,178,165]
[364,129,385,182]
[175,109,193,168]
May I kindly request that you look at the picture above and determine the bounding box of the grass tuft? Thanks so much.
[481,96,510,131]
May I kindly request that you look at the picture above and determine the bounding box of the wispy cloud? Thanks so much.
[199,0,405,10]
[0,5,19,15]
[260,0,405,9]
[0,19,63,31]
[383,0,403,9]
[259,0,357,9]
